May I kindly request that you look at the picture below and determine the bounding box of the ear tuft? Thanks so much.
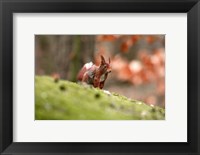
[101,55,106,64]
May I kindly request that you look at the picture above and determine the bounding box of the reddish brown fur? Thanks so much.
[77,56,111,89]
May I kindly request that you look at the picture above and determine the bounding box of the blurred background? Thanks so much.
[35,35,165,108]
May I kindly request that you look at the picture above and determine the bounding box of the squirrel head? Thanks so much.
[99,55,111,74]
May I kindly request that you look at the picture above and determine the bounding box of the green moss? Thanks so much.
[35,76,165,120]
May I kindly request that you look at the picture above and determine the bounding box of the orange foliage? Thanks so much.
[97,35,119,42]
[120,42,129,53]
[145,36,155,44]
[131,35,141,44]
[112,49,165,86]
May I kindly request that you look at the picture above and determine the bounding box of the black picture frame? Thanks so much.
[0,0,199,154]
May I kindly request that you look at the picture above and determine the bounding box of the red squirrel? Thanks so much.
[77,55,111,89]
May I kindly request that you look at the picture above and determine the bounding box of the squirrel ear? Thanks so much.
[101,55,106,64]
[109,57,111,64]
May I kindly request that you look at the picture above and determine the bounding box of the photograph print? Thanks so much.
[35,35,165,120]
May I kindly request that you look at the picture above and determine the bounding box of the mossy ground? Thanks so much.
[35,76,165,120]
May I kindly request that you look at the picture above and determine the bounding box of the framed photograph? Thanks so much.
[0,0,199,154]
